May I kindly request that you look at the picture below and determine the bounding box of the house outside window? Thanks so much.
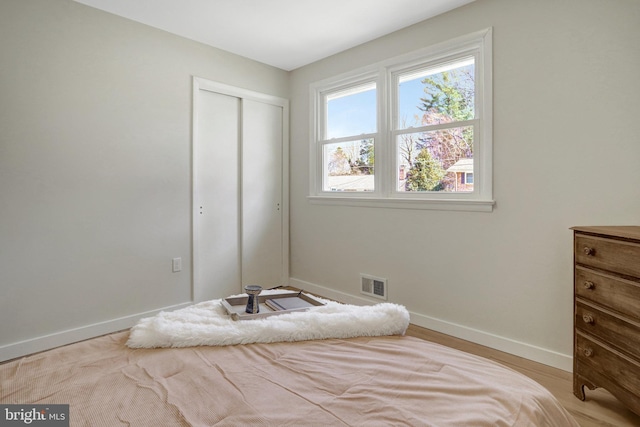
[447,158,474,192]
[309,28,494,212]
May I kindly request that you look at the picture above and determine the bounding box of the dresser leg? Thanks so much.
[573,374,597,401]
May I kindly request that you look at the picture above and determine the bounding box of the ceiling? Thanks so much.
[73,0,475,71]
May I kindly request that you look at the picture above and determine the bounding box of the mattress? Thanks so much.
[1,331,578,426]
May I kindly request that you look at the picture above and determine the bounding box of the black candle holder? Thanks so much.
[244,285,262,314]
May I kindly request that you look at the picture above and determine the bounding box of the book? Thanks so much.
[264,296,316,312]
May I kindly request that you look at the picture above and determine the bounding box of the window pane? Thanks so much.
[398,57,474,129]
[326,83,376,139]
[396,127,473,192]
[323,139,374,192]
[466,173,474,184]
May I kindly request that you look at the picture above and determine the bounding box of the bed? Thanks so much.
[1,330,578,426]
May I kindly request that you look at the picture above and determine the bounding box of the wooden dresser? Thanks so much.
[571,226,640,416]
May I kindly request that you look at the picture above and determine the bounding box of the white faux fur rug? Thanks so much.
[126,290,410,348]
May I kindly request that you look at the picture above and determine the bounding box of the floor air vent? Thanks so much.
[360,274,387,300]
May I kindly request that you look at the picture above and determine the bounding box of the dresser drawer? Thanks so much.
[575,266,640,322]
[575,234,640,278]
[575,301,640,358]
[575,333,640,404]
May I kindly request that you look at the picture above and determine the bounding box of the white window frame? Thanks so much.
[317,73,379,193]
[308,28,494,212]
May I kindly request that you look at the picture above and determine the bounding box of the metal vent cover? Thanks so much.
[360,274,387,300]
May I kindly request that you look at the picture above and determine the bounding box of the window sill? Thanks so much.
[307,196,495,212]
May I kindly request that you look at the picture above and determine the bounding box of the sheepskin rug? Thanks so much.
[126,290,410,348]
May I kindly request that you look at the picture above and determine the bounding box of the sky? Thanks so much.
[326,57,474,139]
[326,80,426,139]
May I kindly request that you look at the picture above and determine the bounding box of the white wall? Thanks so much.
[289,0,640,370]
[0,0,288,360]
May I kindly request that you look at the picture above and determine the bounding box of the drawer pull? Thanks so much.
[583,246,595,256]
[583,281,595,290]
[582,314,594,324]
[583,348,593,357]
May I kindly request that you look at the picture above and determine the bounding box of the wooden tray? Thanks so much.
[221,292,325,320]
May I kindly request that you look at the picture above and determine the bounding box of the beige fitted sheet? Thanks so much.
[1,331,578,426]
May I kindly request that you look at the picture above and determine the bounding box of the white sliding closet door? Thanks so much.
[242,99,283,287]
[194,90,241,301]
[193,78,289,302]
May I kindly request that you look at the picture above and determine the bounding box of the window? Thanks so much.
[465,173,474,184]
[323,82,376,192]
[309,29,493,212]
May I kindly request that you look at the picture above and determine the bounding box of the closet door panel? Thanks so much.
[194,90,241,301]
[241,99,283,287]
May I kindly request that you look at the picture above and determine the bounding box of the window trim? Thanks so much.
[309,28,494,212]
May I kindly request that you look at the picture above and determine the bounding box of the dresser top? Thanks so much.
[572,226,640,241]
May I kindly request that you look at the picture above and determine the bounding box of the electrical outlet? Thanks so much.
[172,257,182,273]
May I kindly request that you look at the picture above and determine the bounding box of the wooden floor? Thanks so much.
[405,324,640,427]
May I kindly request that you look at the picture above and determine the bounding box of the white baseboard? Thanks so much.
[289,278,573,372]
[0,302,192,363]
[3,282,574,373]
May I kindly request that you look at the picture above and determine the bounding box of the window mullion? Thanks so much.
[377,69,389,198]
[393,118,478,136]
[318,133,377,146]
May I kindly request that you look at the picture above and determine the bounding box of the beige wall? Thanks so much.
[0,0,288,359]
[289,0,640,369]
